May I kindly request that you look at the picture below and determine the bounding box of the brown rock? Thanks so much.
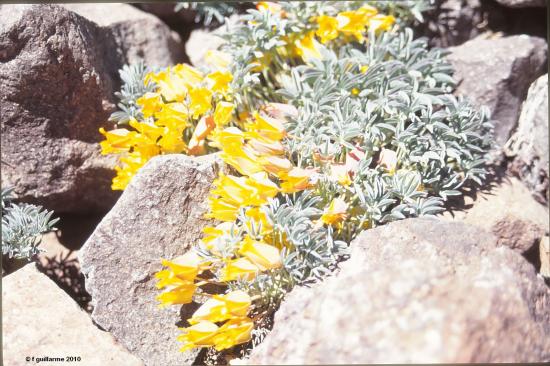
[79,154,221,366]
[505,74,549,204]
[0,4,185,214]
[62,4,186,67]
[2,263,143,366]
[247,218,550,364]
[447,35,547,145]
[441,176,548,254]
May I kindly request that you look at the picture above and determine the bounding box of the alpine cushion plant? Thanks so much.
[1,187,59,260]
[98,1,493,358]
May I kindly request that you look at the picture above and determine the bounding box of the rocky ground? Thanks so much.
[1,1,548,365]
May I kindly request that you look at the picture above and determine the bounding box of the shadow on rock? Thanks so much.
[444,158,509,217]
[36,250,92,313]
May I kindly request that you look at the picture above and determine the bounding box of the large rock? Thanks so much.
[505,74,549,203]
[442,176,549,254]
[3,263,143,366]
[79,154,221,366]
[447,35,547,145]
[247,218,550,364]
[0,4,185,213]
[62,4,186,66]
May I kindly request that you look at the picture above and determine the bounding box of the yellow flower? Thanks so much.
[259,155,293,177]
[189,88,213,119]
[238,236,282,271]
[336,9,371,42]
[368,14,395,33]
[221,257,259,282]
[189,290,251,324]
[320,198,349,226]
[202,222,234,245]
[330,164,352,186]
[378,148,398,174]
[155,269,189,290]
[294,31,322,61]
[280,167,316,193]
[146,68,187,102]
[173,63,204,88]
[98,128,137,154]
[136,92,163,118]
[351,87,360,95]
[207,70,233,95]
[207,195,241,222]
[209,126,244,150]
[112,166,135,191]
[316,15,339,44]
[245,172,280,204]
[177,321,219,352]
[360,65,369,73]
[157,130,186,154]
[211,173,258,206]
[220,145,264,177]
[131,141,161,160]
[153,102,189,132]
[245,207,273,236]
[248,138,285,156]
[204,50,232,70]
[212,317,254,351]
[111,151,151,190]
[246,112,286,142]
[156,282,197,308]
[213,101,235,128]
[188,116,215,155]
[128,119,164,142]
[157,251,205,285]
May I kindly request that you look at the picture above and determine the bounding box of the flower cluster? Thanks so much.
[99,64,235,190]
[220,1,396,113]
[99,0,493,359]
[156,107,308,351]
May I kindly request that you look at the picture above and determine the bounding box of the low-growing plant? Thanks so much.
[1,187,59,260]
[99,1,493,360]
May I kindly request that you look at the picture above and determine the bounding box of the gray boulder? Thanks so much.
[79,154,221,366]
[62,4,186,66]
[3,263,144,366]
[505,74,549,204]
[0,4,185,213]
[441,176,548,255]
[246,218,550,364]
[447,35,547,145]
